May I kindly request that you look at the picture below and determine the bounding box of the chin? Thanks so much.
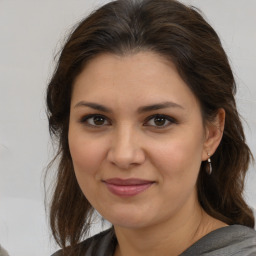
[100,206,156,230]
[111,218,149,229]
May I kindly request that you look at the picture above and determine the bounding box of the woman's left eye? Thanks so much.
[144,115,176,128]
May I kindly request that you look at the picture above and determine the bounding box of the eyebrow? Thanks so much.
[74,101,184,113]
[74,102,112,113]
[137,101,184,113]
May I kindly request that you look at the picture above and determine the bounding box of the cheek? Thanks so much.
[68,131,106,176]
[150,130,204,178]
[68,130,109,204]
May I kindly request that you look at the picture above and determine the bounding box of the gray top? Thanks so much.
[180,225,256,256]
[52,225,256,256]
[0,245,9,256]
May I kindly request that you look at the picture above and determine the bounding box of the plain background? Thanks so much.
[0,0,255,255]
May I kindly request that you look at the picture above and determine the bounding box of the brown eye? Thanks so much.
[81,114,110,127]
[144,114,177,128]
[93,116,105,125]
[154,116,167,126]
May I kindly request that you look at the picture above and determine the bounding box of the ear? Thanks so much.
[202,108,225,161]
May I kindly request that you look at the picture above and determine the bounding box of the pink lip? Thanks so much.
[103,178,155,197]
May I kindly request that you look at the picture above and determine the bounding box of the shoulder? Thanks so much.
[181,225,256,256]
[0,245,9,256]
[51,228,116,256]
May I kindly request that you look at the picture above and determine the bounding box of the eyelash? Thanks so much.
[79,114,110,128]
[144,114,177,128]
[79,114,177,129]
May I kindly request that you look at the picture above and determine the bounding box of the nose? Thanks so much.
[107,125,146,169]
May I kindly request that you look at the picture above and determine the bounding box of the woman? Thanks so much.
[47,0,256,255]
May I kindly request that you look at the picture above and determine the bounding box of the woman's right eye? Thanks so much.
[80,115,111,127]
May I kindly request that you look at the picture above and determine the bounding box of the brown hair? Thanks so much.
[46,0,254,251]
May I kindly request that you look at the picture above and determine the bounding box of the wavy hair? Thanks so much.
[46,0,254,252]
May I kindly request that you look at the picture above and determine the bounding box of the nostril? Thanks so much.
[107,147,146,169]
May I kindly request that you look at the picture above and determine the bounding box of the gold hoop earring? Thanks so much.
[206,153,212,175]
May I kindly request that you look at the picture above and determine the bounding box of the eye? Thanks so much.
[80,114,110,127]
[144,114,177,128]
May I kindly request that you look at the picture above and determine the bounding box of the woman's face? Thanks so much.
[69,52,209,229]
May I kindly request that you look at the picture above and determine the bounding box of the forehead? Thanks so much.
[71,52,199,111]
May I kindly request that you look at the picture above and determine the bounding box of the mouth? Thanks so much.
[103,178,155,197]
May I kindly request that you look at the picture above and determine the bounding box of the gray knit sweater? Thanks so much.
[0,245,9,256]
[52,225,256,256]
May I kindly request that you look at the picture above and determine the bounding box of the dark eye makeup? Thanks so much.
[144,114,178,128]
[79,114,177,129]
[79,114,111,127]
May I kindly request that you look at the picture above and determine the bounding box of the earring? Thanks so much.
[206,153,212,175]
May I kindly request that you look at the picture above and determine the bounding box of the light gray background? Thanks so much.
[0,0,255,255]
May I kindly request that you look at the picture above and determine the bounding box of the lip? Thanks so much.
[103,178,155,197]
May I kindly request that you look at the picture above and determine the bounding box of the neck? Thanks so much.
[113,199,226,256]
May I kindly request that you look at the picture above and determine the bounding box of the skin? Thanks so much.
[68,52,226,256]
